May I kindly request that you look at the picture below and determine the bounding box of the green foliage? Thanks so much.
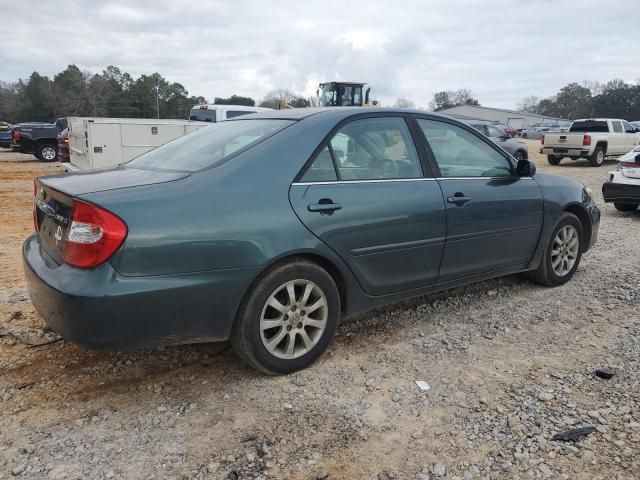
[214,95,255,106]
[0,64,209,123]
[429,89,479,111]
[520,79,640,120]
[258,89,309,109]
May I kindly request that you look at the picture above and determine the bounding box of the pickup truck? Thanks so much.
[11,118,67,161]
[541,118,640,167]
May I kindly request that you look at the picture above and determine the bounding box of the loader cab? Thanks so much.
[318,82,372,107]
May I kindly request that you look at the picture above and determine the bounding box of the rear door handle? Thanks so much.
[447,195,471,205]
[308,202,342,213]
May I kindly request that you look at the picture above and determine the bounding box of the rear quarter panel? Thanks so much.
[81,114,348,277]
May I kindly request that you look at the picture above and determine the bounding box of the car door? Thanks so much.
[611,120,624,154]
[289,115,447,296]
[415,117,544,283]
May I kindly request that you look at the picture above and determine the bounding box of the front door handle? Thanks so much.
[447,194,471,205]
[308,201,342,213]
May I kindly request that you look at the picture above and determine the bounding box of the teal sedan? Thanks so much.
[23,108,600,374]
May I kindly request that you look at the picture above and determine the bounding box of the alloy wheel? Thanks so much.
[41,147,56,161]
[551,225,579,277]
[596,149,604,165]
[259,279,328,359]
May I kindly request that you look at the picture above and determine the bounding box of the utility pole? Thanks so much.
[155,81,160,119]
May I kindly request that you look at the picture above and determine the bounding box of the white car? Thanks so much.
[602,145,640,211]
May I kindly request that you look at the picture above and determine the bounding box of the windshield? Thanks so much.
[127,119,293,172]
[570,120,608,133]
[189,107,217,122]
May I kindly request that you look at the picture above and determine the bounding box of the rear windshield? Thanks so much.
[569,121,609,133]
[126,119,292,172]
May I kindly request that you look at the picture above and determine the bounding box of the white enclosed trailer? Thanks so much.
[66,117,211,171]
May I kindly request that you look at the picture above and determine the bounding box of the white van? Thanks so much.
[66,117,210,171]
[188,104,271,123]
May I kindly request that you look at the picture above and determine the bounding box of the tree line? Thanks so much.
[0,64,316,123]
[2,65,638,123]
[518,80,640,120]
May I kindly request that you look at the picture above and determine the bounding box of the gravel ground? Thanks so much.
[0,141,638,480]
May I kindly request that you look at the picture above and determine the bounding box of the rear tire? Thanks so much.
[588,146,605,167]
[614,202,639,212]
[231,260,340,375]
[527,212,583,287]
[37,144,58,162]
[547,155,562,165]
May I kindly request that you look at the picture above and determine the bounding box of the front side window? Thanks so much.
[622,120,635,133]
[612,121,623,133]
[127,119,292,172]
[417,119,512,178]
[329,117,422,180]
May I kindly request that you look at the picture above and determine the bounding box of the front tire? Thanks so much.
[231,260,340,375]
[527,212,583,287]
[589,146,605,167]
[547,155,562,165]
[37,144,58,162]
[614,202,639,212]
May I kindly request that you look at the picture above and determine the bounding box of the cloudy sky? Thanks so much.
[1,0,638,109]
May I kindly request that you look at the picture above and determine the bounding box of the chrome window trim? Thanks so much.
[291,178,437,186]
[435,176,534,181]
[292,176,535,186]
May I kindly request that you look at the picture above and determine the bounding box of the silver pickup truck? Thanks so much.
[541,118,640,167]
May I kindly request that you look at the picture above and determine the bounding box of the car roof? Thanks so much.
[228,107,457,122]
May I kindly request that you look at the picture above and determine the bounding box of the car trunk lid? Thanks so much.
[34,167,188,264]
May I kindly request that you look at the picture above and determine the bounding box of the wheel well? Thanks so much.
[284,253,347,314]
[595,141,607,153]
[564,204,591,249]
[36,139,57,146]
[244,253,348,317]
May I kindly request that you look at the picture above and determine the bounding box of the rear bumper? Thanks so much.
[23,235,259,350]
[602,181,640,204]
[541,147,590,157]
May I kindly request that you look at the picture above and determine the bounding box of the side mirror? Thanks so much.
[516,159,536,176]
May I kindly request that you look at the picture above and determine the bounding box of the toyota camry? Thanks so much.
[24,108,600,374]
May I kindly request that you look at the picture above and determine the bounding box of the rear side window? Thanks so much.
[612,121,623,133]
[226,110,256,119]
[127,119,293,172]
[569,121,608,133]
[622,121,635,133]
[330,117,422,180]
[299,146,337,182]
[190,108,217,122]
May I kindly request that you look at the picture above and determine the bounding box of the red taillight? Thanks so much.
[541,135,544,145]
[64,136,69,143]
[621,161,639,168]
[583,135,591,146]
[63,200,128,269]
[33,180,39,232]
[12,130,20,140]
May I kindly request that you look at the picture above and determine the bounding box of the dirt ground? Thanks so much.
[0,141,638,480]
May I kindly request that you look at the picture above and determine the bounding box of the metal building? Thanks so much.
[437,105,570,129]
